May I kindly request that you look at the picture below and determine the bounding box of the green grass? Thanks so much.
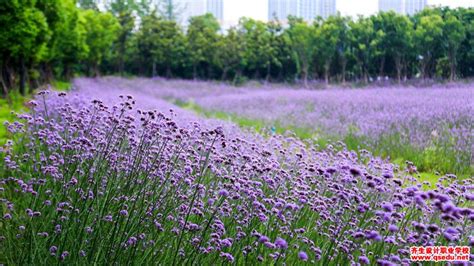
[175,100,472,180]
[343,131,473,177]
[51,80,71,91]
[0,91,27,145]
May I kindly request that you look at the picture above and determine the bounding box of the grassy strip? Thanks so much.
[0,91,28,145]
[51,80,72,91]
[174,100,471,183]
[0,81,71,145]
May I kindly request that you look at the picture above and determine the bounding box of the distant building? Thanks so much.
[404,0,427,15]
[379,0,427,15]
[299,0,318,21]
[269,0,336,22]
[268,0,299,22]
[173,0,224,25]
[207,0,224,21]
[379,0,404,13]
[176,0,206,24]
[318,0,336,19]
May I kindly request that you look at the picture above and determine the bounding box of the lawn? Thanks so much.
[0,92,27,145]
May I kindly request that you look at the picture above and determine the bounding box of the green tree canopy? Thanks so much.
[187,13,220,79]
[82,10,120,76]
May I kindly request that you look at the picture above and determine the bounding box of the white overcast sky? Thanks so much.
[223,0,473,25]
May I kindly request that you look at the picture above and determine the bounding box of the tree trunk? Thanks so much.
[450,62,455,81]
[64,64,70,79]
[119,57,124,76]
[324,62,330,85]
[362,64,368,83]
[302,67,308,88]
[421,54,431,80]
[341,59,347,85]
[420,61,426,80]
[166,66,172,78]
[379,56,385,78]
[207,64,213,80]
[19,57,26,95]
[254,68,260,80]
[449,51,456,82]
[265,64,271,82]
[118,42,125,76]
[0,64,10,99]
[152,61,157,78]
[402,58,408,82]
[221,67,228,80]
[47,63,54,82]
[193,64,197,80]
[5,63,14,90]
[395,55,402,84]
[94,62,100,77]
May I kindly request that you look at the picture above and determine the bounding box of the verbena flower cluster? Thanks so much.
[1,87,473,265]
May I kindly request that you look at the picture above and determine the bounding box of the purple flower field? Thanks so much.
[1,78,473,265]
[75,77,474,174]
[195,85,474,173]
[196,86,473,147]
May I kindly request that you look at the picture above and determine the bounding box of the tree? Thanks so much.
[286,18,315,86]
[136,12,185,77]
[82,10,120,76]
[37,0,88,80]
[0,0,50,95]
[238,18,277,80]
[331,15,351,84]
[107,0,136,76]
[414,13,444,79]
[455,8,474,78]
[376,12,413,83]
[265,20,286,81]
[156,0,183,21]
[187,14,220,79]
[214,27,244,80]
[371,13,388,78]
[315,17,340,84]
[443,11,466,81]
[350,16,377,83]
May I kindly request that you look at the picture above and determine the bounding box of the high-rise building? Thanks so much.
[378,0,404,13]
[269,0,336,22]
[95,0,224,26]
[379,0,426,15]
[268,0,299,21]
[404,0,427,15]
[318,0,336,19]
[175,0,224,25]
[299,0,318,21]
[207,0,224,21]
[176,0,207,24]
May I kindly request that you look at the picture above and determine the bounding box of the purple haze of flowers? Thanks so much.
[73,78,474,174]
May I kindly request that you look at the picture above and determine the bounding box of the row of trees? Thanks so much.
[1,1,473,96]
